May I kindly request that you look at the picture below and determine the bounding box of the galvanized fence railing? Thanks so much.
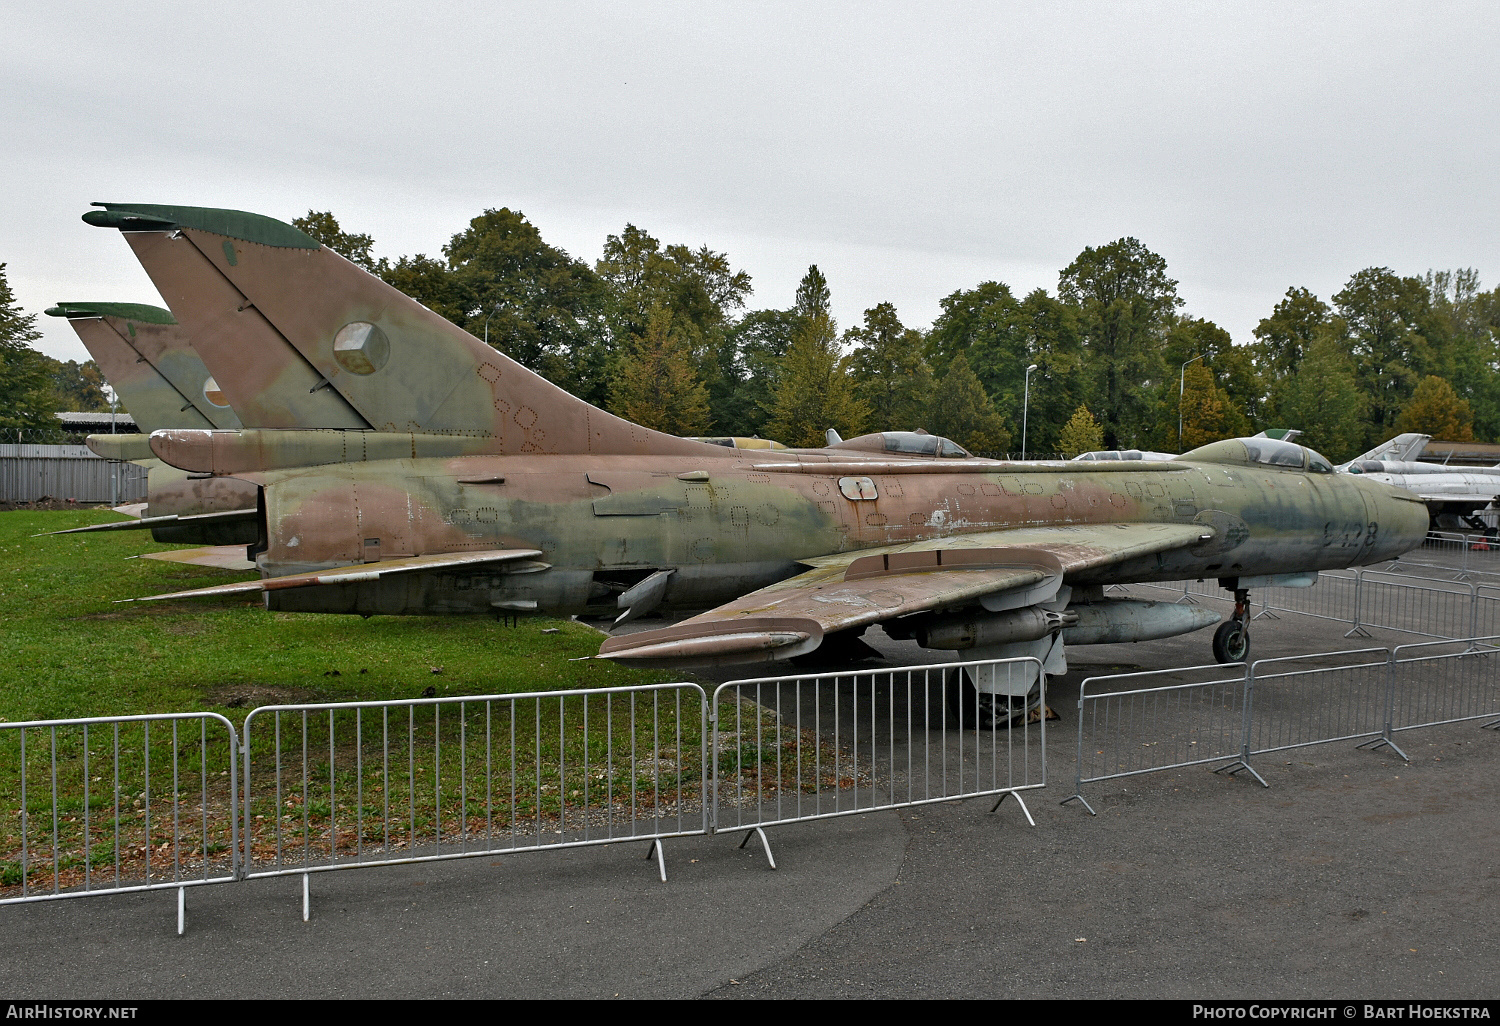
[239,682,708,911]
[711,658,1047,861]
[1389,636,1500,735]
[1062,662,1253,814]
[1131,569,1488,642]
[1066,637,1500,813]
[1350,572,1478,642]
[1386,532,1500,584]
[1244,649,1399,758]
[0,713,240,934]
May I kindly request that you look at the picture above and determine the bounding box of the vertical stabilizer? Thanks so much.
[44,302,242,431]
[84,203,726,456]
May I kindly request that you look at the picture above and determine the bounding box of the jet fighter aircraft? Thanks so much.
[1340,434,1500,534]
[75,203,1430,722]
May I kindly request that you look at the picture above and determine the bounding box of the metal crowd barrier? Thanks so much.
[711,657,1046,861]
[1387,532,1500,583]
[0,713,240,934]
[1244,649,1397,758]
[1065,638,1500,812]
[1062,662,1252,815]
[239,682,708,914]
[1133,569,1491,643]
[1389,637,1500,735]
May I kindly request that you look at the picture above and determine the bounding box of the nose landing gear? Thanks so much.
[1212,588,1251,663]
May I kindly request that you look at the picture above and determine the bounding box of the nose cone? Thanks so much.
[1370,483,1430,561]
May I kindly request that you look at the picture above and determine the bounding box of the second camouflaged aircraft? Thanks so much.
[76,203,1429,722]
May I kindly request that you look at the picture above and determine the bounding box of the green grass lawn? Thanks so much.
[0,510,808,892]
[0,508,684,725]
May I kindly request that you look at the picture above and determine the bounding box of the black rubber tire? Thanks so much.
[943,667,1039,730]
[1212,619,1249,663]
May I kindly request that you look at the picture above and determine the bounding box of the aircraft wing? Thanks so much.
[122,549,546,603]
[598,522,1210,667]
[136,546,258,571]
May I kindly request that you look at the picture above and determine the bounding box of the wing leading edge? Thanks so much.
[598,523,1211,667]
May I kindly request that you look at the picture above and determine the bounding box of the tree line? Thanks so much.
[4,212,1498,462]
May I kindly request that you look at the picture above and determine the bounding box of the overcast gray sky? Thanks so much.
[6,1,1498,364]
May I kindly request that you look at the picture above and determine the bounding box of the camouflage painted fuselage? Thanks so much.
[251,452,1429,617]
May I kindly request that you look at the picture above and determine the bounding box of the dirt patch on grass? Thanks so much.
[0,499,114,513]
[203,684,319,709]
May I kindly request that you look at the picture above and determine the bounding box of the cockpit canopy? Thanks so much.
[1178,437,1334,474]
[828,431,971,458]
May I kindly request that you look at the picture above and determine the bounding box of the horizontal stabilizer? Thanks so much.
[87,435,156,461]
[122,548,546,603]
[38,507,259,536]
[136,546,258,571]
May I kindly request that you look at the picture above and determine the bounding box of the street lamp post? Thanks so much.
[1179,354,1204,451]
[1022,363,1039,460]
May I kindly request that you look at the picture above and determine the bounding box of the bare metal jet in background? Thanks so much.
[1340,433,1500,534]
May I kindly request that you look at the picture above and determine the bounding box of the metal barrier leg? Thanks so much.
[1357,733,1410,760]
[1213,758,1269,787]
[738,827,777,870]
[1345,572,1372,638]
[1252,594,1280,621]
[644,840,667,883]
[176,887,185,937]
[990,790,1036,827]
[302,873,310,922]
[1059,793,1096,815]
[1481,717,1500,731]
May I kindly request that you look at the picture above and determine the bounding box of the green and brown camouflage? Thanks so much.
[134,436,1429,669]
[85,202,728,457]
[45,302,259,544]
[45,302,242,432]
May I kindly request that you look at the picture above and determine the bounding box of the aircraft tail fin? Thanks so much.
[83,203,724,456]
[46,302,242,432]
[1352,432,1431,464]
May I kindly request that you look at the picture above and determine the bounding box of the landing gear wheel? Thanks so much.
[943,668,1041,730]
[1212,619,1249,663]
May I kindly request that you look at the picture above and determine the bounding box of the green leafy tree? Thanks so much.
[596,224,751,422]
[846,302,933,431]
[765,267,867,447]
[0,264,56,433]
[292,211,383,273]
[608,304,711,435]
[1056,405,1104,458]
[1333,267,1433,446]
[1058,238,1181,449]
[1424,269,1500,441]
[444,209,613,403]
[718,308,800,438]
[925,354,1011,453]
[1252,286,1331,385]
[47,359,109,412]
[1178,362,1250,449]
[1395,375,1474,441]
[1272,336,1370,463]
